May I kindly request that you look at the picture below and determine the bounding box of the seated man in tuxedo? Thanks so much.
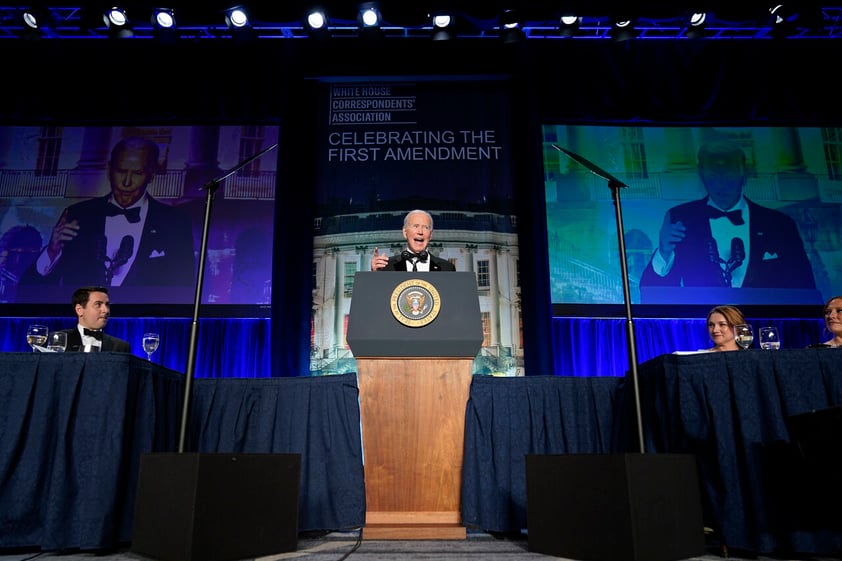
[640,139,815,290]
[56,286,131,353]
[370,209,455,272]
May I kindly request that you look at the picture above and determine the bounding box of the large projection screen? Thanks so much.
[543,125,840,315]
[0,125,278,315]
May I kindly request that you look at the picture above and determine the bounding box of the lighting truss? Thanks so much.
[1,5,842,40]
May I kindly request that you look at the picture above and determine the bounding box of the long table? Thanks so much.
[0,354,365,551]
[5,350,842,556]
[0,352,183,550]
[632,349,842,556]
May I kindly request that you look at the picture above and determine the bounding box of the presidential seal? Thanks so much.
[390,278,441,327]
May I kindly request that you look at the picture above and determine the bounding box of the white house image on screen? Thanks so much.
[310,210,522,376]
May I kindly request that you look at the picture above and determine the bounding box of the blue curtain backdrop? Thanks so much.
[0,316,826,378]
[0,318,271,378]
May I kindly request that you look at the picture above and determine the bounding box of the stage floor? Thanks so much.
[0,530,838,561]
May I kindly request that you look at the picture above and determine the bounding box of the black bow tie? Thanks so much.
[105,205,141,224]
[83,328,103,341]
[402,250,428,263]
[707,206,744,226]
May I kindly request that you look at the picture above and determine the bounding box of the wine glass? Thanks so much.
[47,331,67,353]
[759,326,781,350]
[734,324,754,350]
[26,324,48,351]
[142,332,160,361]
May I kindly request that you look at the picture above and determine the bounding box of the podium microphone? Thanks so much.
[105,235,134,285]
[727,237,745,269]
[95,235,108,283]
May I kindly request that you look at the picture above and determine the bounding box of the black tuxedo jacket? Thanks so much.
[22,195,195,288]
[640,197,815,289]
[57,328,131,353]
[381,253,455,272]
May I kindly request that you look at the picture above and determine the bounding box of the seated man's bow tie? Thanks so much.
[401,250,429,262]
[83,328,103,341]
[105,205,141,224]
[707,206,744,226]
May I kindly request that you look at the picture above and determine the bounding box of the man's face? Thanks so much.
[76,291,111,330]
[108,147,154,206]
[699,152,745,210]
[402,212,433,254]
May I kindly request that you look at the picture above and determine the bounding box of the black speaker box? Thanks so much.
[131,453,301,561]
[787,406,842,467]
[526,453,705,561]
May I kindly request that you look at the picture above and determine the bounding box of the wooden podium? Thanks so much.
[348,272,482,540]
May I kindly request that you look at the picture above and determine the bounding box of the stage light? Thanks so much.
[22,9,39,29]
[610,16,638,41]
[558,14,581,37]
[104,6,128,28]
[358,3,381,28]
[432,13,452,28]
[225,5,249,29]
[152,8,175,29]
[685,11,709,38]
[769,3,787,25]
[18,7,52,38]
[768,3,799,37]
[304,6,330,39]
[103,6,134,38]
[430,11,455,41]
[305,8,327,31]
[498,9,523,43]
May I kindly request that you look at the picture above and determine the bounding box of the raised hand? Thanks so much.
[657,212,686,261]
[46,209,80,262]
[371,247,389,271]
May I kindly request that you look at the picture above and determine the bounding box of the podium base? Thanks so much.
[362,524,467,540]
[363,510,466,540]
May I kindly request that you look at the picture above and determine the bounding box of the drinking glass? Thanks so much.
[759,326,781,350]
[26,324,48,351]
[47,331,67,352]
[142,332,160,361]
[734,324,754,350]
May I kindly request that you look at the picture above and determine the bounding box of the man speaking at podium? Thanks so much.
[370,209,455,272]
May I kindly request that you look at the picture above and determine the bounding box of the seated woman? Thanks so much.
[819,295,842,348]
[705,305,746,352]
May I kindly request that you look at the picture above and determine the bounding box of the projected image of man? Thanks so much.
[640,140,815,291]
[23,136,195,290]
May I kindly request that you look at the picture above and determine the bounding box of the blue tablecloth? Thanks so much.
[461,375,624,532]
[5,351,842,556]
[0,355,365,551]
[633,349,842,555]
[0,353,183,550]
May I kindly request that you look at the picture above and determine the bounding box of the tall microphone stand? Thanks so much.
[177,142,278,453]
[552,144,645,454]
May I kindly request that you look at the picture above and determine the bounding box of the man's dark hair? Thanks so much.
[72,286,109,308]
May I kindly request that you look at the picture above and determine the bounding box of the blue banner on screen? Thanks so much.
[0,125,278,307]
[311,78,521,376]
[543,125,836,307]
